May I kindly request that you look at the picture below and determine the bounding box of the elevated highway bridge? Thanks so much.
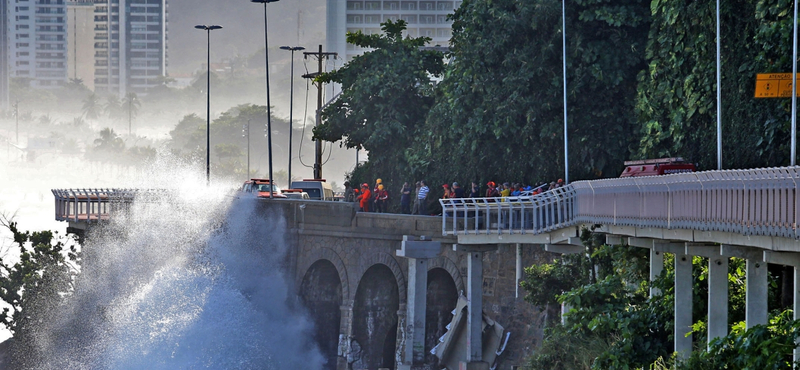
[52,166,800,369]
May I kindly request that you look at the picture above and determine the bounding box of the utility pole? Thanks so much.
[302,45,337,180]
[13,100,18,145]
[243,119,251,179]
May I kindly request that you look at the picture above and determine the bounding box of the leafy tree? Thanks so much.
[127,145,157,165]
[419,0,650,188]
[634,0,798,169]
[0,218,80,367]
[679,311,800,369]
[92,128,125,154]
[214,143,243,163]
[314,19,445,190]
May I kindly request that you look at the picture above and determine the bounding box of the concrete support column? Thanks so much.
[707,256,729,345]
[466,251,483,363]
[337,300,354,370]
[452,243,496,370]
[650,249,664,297]
[516,244,522,299]
[397,236,441,370]
[674,254,692,358]
[746,259,768,328]
[795,266,800,363]
[403,257,428,367]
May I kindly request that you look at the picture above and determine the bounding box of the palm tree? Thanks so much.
[103,95,123,123]
[121,92,141,136]
[82,93,101,121]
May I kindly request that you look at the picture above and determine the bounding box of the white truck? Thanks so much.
[290,179,335,201]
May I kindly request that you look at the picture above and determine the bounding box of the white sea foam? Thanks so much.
[25,154,324,370]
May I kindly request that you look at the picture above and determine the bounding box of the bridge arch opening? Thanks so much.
[300,259,342,370]
[353,264,399,370]
[426,267,458,365]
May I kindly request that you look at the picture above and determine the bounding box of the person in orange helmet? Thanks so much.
[358,183,372,212]
[375,184,389,213]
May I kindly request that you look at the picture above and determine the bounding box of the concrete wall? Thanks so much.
[260,200,553,370]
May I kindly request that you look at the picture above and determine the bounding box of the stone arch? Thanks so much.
[296,247,349,300]
[354,252,406,303]
[428,256,464,293]
[299,260,342,370]
[352,264,400,370]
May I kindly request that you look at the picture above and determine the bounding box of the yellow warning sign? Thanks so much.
[755,73,800,98]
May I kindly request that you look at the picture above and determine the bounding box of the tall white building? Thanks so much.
[7,0,68,89]
[327,0,460,63]
[1,0,8,109]
[93,0,167,96]
[67,0,94,90]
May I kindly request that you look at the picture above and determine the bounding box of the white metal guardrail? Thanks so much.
[52,189,154,223]
[441,166,800,239]
[440,186,577,236]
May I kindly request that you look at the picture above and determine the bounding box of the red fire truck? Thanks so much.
[619,157,696,177]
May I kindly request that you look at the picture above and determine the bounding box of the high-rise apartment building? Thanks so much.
[7,0,68,89]
[1,0,8,110]
[93,0,167,96]
[67,0,94,90]
[327,0,460,63]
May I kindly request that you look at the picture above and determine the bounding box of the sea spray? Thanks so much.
[19,157,324,369]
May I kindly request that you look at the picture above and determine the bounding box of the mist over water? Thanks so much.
[21,157,324,370]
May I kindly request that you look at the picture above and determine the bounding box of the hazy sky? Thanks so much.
[167,0,327,74]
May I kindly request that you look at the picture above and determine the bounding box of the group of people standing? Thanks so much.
[354,179,390,213]
[355,179,434,215]
[348,177,566,214]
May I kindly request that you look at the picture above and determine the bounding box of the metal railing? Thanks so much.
[441,166,800,239]
[52,188,149,223]
[440,186,577,236]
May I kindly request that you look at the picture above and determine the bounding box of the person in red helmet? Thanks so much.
[357,183,371,212]
[485,181,499,198]
[442,184,451,199]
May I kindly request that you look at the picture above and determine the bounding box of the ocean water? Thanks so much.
[20,157,324,370]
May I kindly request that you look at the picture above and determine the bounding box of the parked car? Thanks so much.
[620,157,696,177]
[290,179,335,201]
[281,189,310,200]
[241,179,287,198]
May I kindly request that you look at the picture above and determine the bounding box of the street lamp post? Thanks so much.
[243,119,251,179]
[252,0,279,198]
[280,45,304,189]
[195,24,222,185]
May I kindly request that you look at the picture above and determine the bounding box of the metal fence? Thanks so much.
[441,166,800,239]
[440,186,577,236]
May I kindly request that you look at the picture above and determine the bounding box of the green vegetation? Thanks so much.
[315,0,800,197]
[315,19,445,193]
[519,227,799,369]
[0,217,80,367]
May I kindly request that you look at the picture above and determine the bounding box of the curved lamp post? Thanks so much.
[252,0,279,198]
[280,45,304,189]
[195,24,222,185]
